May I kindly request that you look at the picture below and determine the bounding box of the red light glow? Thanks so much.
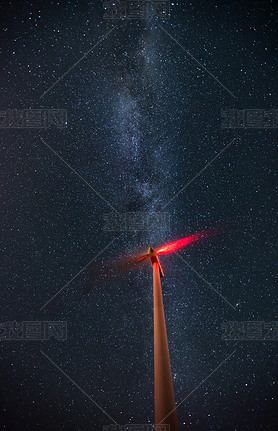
[156,231,211,255]
[136,230,215,261]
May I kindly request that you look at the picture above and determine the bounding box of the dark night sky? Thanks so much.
[0,1,277,430]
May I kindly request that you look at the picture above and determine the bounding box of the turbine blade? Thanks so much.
[137,254,149,262]
[156,230,214,255]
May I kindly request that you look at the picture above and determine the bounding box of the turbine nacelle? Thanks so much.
[138,246,164,278]
[148,246,157,257]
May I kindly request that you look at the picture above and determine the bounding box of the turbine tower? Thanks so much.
[149,247,178,431]
[137,232,213,430]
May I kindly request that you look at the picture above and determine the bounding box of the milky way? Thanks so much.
[1,1,277,430]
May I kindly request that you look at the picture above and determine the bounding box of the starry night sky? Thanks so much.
[1,1,277,430]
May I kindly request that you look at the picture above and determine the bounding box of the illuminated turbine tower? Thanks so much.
[149,246,178,430]
[138,233,210,430]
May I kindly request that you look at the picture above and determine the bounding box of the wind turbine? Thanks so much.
[137,232,213,431]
